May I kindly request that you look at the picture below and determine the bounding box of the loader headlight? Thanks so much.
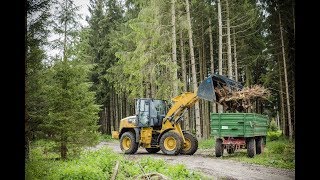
[128,118,136,124]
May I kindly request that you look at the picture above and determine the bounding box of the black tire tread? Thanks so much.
[181,132,198,155]
[247,138,256,158]
[120,131,139,154]
[215,138,224,157]
[159,131,183,155]
[255,136,263,154]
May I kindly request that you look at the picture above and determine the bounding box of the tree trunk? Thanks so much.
[279,9,293,141]
[217,0,224,113]
[199,46,204,136]
[291,1,295,136]
[185,0,201,138]
[292,1,295,40]
[122,93,126,118]
[180,30,189,131]
[104,106,108,134]
[126,93,130,117]
[63,0,68,61]
[172,0,178,96]
[233,28,238,82]
[217,0,223,76]
[115,93,119,130]
[119,93,123,120]
[25,112,29,160]
[208,18,217,114]
[225,0,233,79]
[291,72,295,134]
[61,136,68,160]
[278,55,286,135]
[199,39,204,137]
[245,66,252,113]
[110,91,114,131]
[276,111,280,130]
[202,21,209,139]
[25,0,30,160]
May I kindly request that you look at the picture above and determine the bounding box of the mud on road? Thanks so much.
[91,141,295,180]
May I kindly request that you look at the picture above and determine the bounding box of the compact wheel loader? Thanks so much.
[112,74,242,155]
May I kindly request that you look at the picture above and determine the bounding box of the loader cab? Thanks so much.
[135,98,167,128]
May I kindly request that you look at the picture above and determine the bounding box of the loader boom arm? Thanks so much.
[163,73,243,125]
[163,92,199,124]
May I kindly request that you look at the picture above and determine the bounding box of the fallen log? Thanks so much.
[111,161,120,180]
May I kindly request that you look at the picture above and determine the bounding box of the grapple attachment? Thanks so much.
[197,74,243,102]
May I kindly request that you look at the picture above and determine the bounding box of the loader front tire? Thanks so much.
[160,131,183,155]
[180,132,198,155]
[120,131,138,154]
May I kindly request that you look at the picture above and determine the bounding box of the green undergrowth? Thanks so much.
[99,134,117,142]
[26,140,205,180]
[198,137,215,149]
[199,136,294,169]
[223,137,295,169]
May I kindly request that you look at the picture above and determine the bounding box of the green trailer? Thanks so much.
[210,113,268,158]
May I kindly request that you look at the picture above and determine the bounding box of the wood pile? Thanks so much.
[214,85,270,112]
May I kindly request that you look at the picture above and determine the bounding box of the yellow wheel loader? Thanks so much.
[112,74,242,155]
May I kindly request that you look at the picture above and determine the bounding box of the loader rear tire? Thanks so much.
[145,147,160,153]
[120,132,138,154]
[180,132,198,155]
[215,138,224,157]
[160,131,183,155]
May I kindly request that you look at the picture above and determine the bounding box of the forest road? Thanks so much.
[92,141,295,180]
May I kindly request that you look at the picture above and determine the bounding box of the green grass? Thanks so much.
[198,137,215,149]
[223,138,295,169]
[26,140,206,180]
[198,136,294,169]
[98,134,117,142]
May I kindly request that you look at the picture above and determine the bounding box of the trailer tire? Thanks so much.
[120,131,139,154]
[227,145,235,154]
[146,147,160,153]
[247,138,256,158]
[215,138,224,157]
[255,137,264,154]
[181,132,198,155]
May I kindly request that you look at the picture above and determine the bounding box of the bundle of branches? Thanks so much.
[215,85,270,112]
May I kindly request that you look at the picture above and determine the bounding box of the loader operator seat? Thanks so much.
[136,99,167,128]
[150,100,166,127]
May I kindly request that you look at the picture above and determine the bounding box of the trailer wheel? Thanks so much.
[247,138,256,158]
[215,138,224,157]
[160,131,183,155]
[145,147,160,153]
[255,137,264,154]
[180,132,198,155]
[227,145,235,154]
[120,131,139,154]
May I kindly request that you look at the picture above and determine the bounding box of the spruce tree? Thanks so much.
[42,59,100,159]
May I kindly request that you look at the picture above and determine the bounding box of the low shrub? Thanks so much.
[26,141,204,179]
[267,130,282,141]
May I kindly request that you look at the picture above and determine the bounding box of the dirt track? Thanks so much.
[90,141,295,180]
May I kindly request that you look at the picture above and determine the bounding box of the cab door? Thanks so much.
[136,99,150,127]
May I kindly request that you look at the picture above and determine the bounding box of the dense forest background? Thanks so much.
[26,0,295,159]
